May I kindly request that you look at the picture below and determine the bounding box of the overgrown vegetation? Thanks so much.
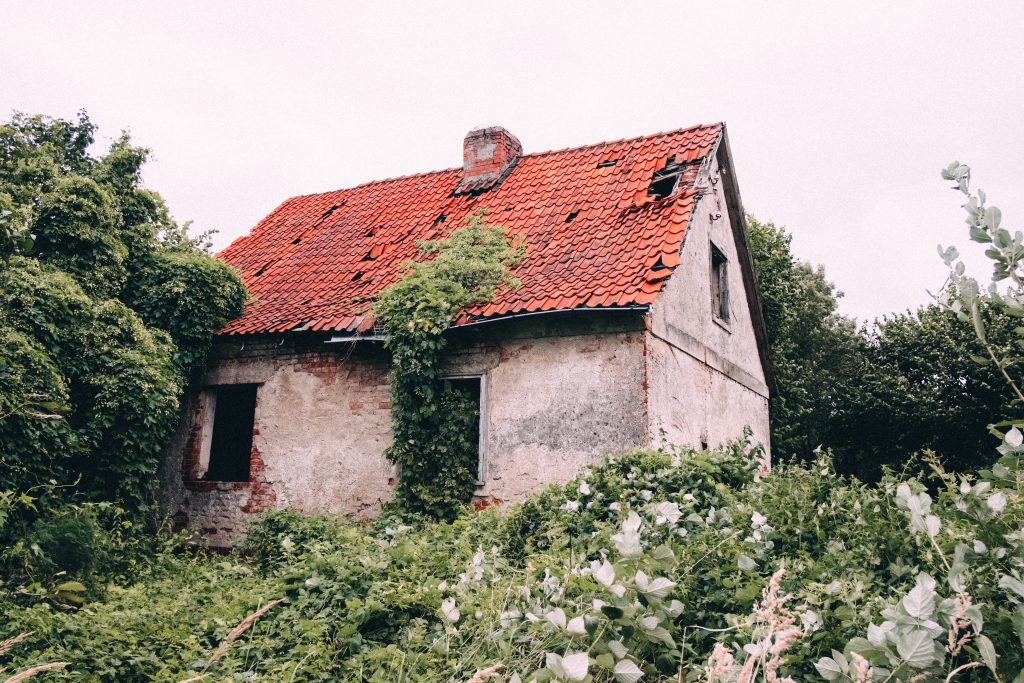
[1,440,1021,681]
[750,216,1016,478]
[0,112,246,583]
[3,107,1023,681]
[373,208,525,520]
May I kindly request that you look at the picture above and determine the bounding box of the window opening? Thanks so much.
[710,243,730,323]
[205,384,258,482]
[443,376,484,483]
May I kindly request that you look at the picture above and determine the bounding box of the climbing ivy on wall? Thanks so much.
[373,209,525,520]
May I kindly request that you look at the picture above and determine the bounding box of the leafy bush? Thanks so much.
[0,111,246,548]
[1,439,1020,681]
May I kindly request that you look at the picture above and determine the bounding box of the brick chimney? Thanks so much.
[456,126,522,194]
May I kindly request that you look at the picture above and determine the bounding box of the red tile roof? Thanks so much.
[217,123,724,336]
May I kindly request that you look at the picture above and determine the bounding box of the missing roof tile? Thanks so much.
[565,210,580,223]
[352,271,363,282]
[433,213,447,226]
[291,236,302,245]
[648,155,684,200]
[360,251,376,262]
[596,159,618,168]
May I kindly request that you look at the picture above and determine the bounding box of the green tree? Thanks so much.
[747,215,867,463]
[0,111,246,517]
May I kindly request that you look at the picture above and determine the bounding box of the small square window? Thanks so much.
[204,384,258,482]
[710,243,730,323]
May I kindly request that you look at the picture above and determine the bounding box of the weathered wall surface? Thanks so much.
[646,153,771,454]
[449,315,648,502]
[161,314,649,545]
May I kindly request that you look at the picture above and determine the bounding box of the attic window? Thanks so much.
[565,210,580,223]
[201,384,258,482]
[710,243,730,324]
[648,155,682,200]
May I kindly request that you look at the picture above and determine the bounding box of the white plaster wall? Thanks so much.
[448,330,648,502]
[646,154,771,454]
[164,325,649,544]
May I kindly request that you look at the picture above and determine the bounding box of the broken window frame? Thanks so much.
[710,242,730,326]
[442,374,487,486]
[195,383,260,483]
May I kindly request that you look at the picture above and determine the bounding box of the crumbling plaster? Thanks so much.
[161,314,651,545]
[645,153,771,454]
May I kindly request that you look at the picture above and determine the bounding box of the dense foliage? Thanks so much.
[1,439,1021,681]
[0,112,246,572]
[373,209,525,520]
[749,218,1015,477]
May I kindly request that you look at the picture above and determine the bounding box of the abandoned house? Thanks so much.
[161,122,773,545]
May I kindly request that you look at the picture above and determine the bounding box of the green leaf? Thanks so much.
[977,634,997,673]
[814,657,844,681]
[895,630,936,668]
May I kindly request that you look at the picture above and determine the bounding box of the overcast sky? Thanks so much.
[3,1,1022,323]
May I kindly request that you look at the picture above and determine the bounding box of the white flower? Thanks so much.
[654,501,682,526]
[683,493,696,502]
[751,511,767,528]
[974,540,988,554]
[610,583,627,598]
[591,559,616,587]
[611,511,644,558]
[579,481,591,496]
[546,652,589,681]
[634,570,676,599]
[546,607,567,629]
[987,492,1007,514]
[801,610,822,632]
[564,501,580,512]
[440,597,460,623]
[609,502,621,511]
[566,616,587,635]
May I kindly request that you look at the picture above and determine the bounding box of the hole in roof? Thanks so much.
[352,271,363,282]
[317,202,346,221]
[565,210,580,224]
[361,251,376,262]
[366,228,375,237]
[291,236,302,245]
[648,155,683,200]
[433,213,447,226]
[596,159,618,168]
[651,256,669,271]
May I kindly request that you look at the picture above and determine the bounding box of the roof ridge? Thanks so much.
[282,122,724,202]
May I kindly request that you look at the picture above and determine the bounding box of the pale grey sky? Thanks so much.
[2,1,1022,322]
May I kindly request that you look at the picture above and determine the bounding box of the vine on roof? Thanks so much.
[373,208,525,520]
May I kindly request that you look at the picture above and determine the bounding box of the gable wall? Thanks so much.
[645,153,771,455]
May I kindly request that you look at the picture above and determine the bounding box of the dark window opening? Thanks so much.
[205,384,258,482]
[444,377,482,482]
[711,243,730,323]
[565,210,580,223]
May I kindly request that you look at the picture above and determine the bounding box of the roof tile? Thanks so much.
[217,123,722,335]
